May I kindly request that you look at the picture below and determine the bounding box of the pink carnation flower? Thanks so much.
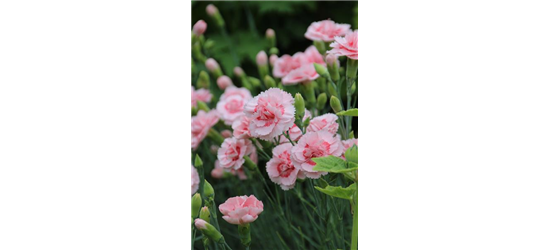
[341,138,359,159]
[191,110,219,150]
[219,195,264,225]
[282,64,319,85]
[300,46,326,66]
[191,165,199,196]
[307,113,339,134]
[217,137,255,170]
[328,30,358,60]
[191,86,212,108]
[220,86,253,101]
[221,130,232,138]
[291,131,344,179]
[266,143,303,190]
[216,94,248,126]
[342,138,358,150]
[272,55,298,78]
[305,20,351,42]
[272,123,303,144]
[243,88,295,140]
[232,115,251,139]
[272,46,324,80]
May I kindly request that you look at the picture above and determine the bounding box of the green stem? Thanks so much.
[351,191,358,250]
[192,227,197,249]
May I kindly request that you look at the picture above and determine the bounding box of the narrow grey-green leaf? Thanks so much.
[336,108,358,116]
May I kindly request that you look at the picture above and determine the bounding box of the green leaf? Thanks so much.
[336,108,358,116]
[315,183,357,200]
[312,155,357,173]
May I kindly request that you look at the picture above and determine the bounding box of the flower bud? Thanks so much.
[294,93,305,119]
[206,4,218,16]
[345,145,358,164]
[205,58,222,79]
[191,193,202,218]
[199,206,211,223]
[216,75,233,90]
[326,54,340,82]
[316,93,327,110]
[247,77,261,88]
[256,51,268,66]
[351,82,356,94]
[204,40,215,50]
[233,67,244,77]
[204,180,214,200]
[194,154,203,168]
[221,130,232,138]
[194,218,224,243]
[301,81,316,109]
[266,28,276,48]
[197,71,210,89]
[196,101,210,112]
[257,51,269,80]
[269,47,279,55]
[192,20,207,36]
[314,63,330,79]
[330,96,343,113]
[264,75,276,89]
[205,58,219,72]
[206,4,225,28]
[269,54,278,67]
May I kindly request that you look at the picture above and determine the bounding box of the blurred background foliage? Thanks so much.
[192,1,358,78]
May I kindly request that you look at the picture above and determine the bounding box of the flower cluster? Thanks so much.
[191,8,358,249]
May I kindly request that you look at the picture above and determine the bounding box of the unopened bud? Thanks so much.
[330,96,343,113]
[345,145,358,164]
[204,40,215,50]
[192,20,207,36]
[269,47,279,55]
[191,193,202,218]
[294,93,305,118]
[266,28,276,48]
[206,4,218,16]
[233,67,244,77]
[205,58,219,72]
[216,75,233,90]
[264,75,276,89]
[197,71,210,89]
[196,101,210,112]
[194,218,224,243]
[269,54,278,67]
[204,180,214,200]
[199,206,211,223]
[314,63,330,79]
[316,93,327,110]
[256,51,268,66]
[326,54,340,81]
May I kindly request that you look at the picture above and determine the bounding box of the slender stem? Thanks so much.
[251,139,271,160]
[351,191,358,250]
[192,227,197,249]
[283,132,295,146]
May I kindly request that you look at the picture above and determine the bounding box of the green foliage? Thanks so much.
[208,31,268,74]
[312,155,358,173]
[345,145,358,164]
[315,183,357,200]
[336,108,358,116]
[252,1,316,15]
